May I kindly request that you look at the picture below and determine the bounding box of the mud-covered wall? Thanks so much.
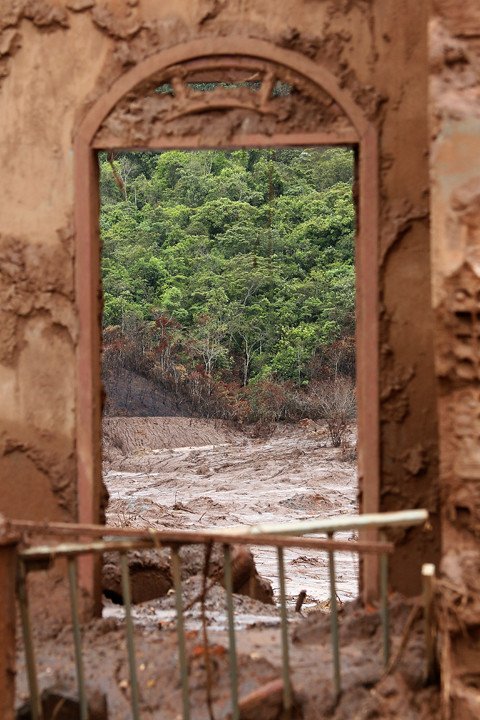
[429,3,480,716]
[0,1,439,592]
[373,3,440,593]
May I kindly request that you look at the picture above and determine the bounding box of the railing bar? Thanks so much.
[9,509,429,539]
[67,558,88,720]
[223,544,240,720]
[120,552,141,720]
[277,547,293,716]
[171,546,191,720]
[379,532,390,667]
[327,533,341,700]
[17,560,43,720]
[19,536,395,561]
[216,509,429,537]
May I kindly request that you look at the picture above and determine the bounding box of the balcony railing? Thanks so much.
[1,509,431,720]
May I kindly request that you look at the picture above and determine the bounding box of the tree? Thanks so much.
[310,377,356,447]
[227,301,269,385]
[189,314,229,377]
[100,146,357,418]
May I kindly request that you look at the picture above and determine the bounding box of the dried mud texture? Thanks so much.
[433,377,480,715]
[436,263,480,384]
[0,231,77,520]
[435,550,480,720]
[177,543,275,605]
[430,3,480,716]
[441,387,480,535]
[429,6,480,126]
[377,5,440,590]
[101,543,274,606]
[370,0,440,598]
[15,594,440,719]
[379,223,440,592]
[292,595,440,720]
[68,0,383,126]
[1,0,439,653]
[0,1,70,87]
[0,232,75,365]
[102,574,280,635]
[16,617,290,719]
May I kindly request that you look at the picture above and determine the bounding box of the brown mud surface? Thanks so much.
[102,543,274,607]
[16,594,439,719]
[103,417,359,608]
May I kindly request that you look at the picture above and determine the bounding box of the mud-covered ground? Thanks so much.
[16,592,439,720]
[103,416,358,610]
[15,419,440,718]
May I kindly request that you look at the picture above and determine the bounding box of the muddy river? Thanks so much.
[104,417,358,612]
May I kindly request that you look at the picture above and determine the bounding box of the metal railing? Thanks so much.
[8,509,429,720]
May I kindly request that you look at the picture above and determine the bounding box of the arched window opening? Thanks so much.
[75,39,379,603]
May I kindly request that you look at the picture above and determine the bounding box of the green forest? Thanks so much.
[100,147,356,429]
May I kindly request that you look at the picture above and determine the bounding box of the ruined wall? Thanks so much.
[429,3,480,717]
[373,2,440,593]
[0,0,438,593]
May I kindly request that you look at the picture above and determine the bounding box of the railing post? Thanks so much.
[17,559,43,720]
[223,544,240,720]
[327,532,341,700]
[120,552,141,720]
[171,545,191,720]
[276,547,293,717]
[422,563,436,683]
[0,528,20,720]
[67,558,88,720]
[0,536,18,720]
[379,531,390,667]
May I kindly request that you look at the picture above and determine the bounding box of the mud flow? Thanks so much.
[104,416,358,620]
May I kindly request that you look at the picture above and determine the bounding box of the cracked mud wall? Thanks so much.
[430,2,480,717]
[0,1,438,594]
[0,6,109,524]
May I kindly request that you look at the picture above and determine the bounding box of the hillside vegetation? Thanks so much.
[100,147,356,429]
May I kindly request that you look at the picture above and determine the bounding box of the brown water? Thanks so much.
[104,418,358,611]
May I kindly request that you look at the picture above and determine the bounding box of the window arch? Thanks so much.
[74,37,379,599]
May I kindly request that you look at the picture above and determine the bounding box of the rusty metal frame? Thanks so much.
[74,37,380,603]
[13,509,429,718]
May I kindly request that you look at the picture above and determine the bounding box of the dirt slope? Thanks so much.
[103,416,237,465]
[103,367,194,417]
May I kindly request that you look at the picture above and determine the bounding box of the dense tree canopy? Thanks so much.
[100,147,357,425]
[100,147,355,400]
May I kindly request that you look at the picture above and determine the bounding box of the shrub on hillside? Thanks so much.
[309,377,356,447]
